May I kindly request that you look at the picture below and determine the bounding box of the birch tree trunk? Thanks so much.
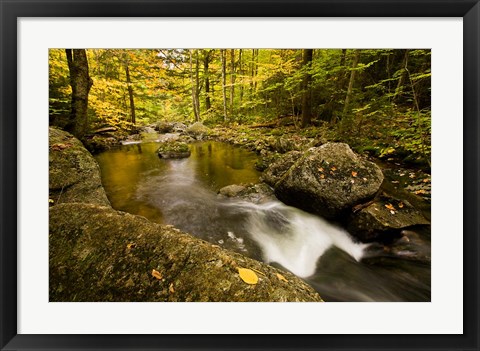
[342,49,360,117]
[229,49,236,118]
[221,49,228,123]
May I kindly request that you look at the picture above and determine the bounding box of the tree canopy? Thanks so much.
[49,48,431,166]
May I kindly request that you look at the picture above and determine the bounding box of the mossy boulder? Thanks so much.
[272,143,384,219]
[157,141,191,159]
[50,203,322,302]
[186,122,209,140]
[49,127,110,206]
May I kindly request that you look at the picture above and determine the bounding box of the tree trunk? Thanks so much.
[65,49,93,139]
[195,50,201,118]
[203,50,211,111]
[189,50,200,122]
[340,49,347,67]
[301,49,314,128]
[254,49,259,94]
[221,49,228,123]
[343,49,360,117]
[394,49,410,101]
[229,49,236,118]
[124,61,136,125]
[250,49,255,95]
[238,49,244,112]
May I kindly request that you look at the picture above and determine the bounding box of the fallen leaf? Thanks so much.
[385,203,396,211]
[169,283,175,293]
[398,202,404,208]
[238,268,258,285]
[318,167,324,172]
[50,143,72,151]
[415,189,427,195]
[320,174,325,179]
[151,269,163,280]
[126,243,136,250]
[276,273,288,282]
[351,171,358,177]
[49,199,54,203]
[331,166,337,171]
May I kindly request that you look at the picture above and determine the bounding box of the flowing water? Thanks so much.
[95,141,431,302]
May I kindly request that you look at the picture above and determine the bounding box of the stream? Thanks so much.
[95,141,430,302]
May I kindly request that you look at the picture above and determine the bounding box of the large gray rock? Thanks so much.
[49,127,110,206]
[262,151,302,186]
[273,143,384,219]
[347,195,430,242]
[186,122,209,140]
[50,203,322,302]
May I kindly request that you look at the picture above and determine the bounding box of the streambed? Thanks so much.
[95,141,430,302]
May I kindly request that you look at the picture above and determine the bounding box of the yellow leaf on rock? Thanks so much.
[238,268,258,285]
[276,273,288,282]
[151,269,163,280]
[385,203,395,211]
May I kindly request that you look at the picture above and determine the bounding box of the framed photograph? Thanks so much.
[1,0,479,350]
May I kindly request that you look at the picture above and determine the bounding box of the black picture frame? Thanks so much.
[1,0,479,350]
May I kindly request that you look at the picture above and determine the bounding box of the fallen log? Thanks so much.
[249,122,278,128]
[92,126,117,134]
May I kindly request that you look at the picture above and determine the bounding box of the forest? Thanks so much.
[50,48,431,165]
[49,49,431,302]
